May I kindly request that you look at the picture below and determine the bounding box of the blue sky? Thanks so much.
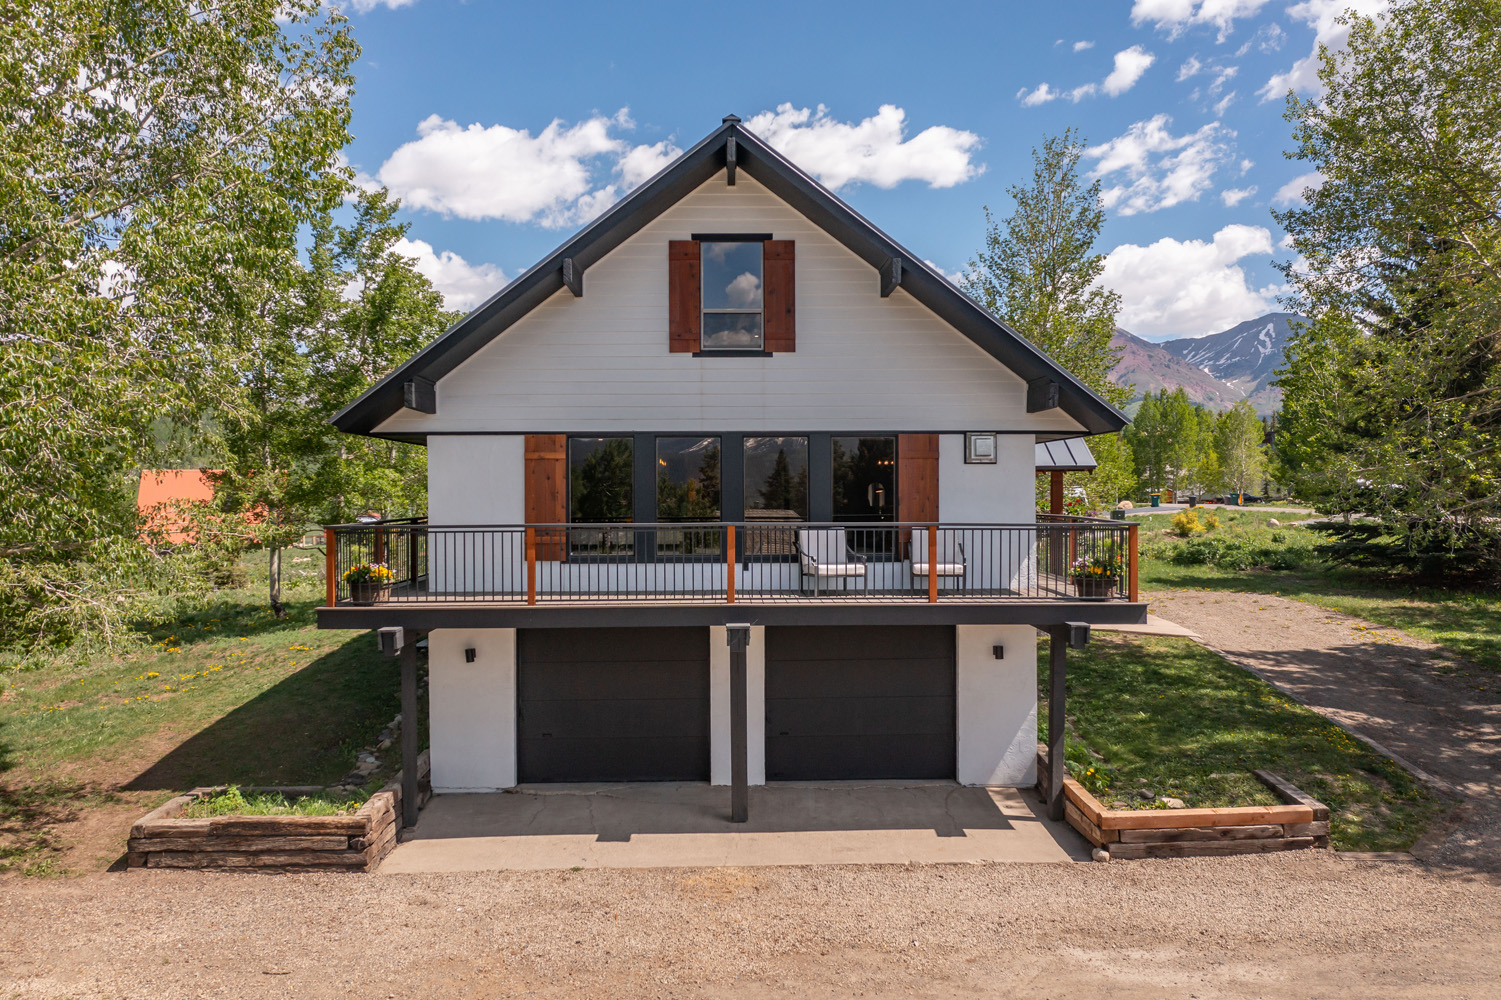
[333,0,1377,341]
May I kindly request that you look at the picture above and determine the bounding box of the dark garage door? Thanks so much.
[765,626,955,781]
[517,627,709,782]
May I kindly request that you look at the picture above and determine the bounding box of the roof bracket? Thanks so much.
[562,257,583,297]
[880,255,903,297]
[1027,376,1060,412]
[725,135,737,186]
[402,375,437,414]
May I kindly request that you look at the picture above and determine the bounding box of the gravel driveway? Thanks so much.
[2,852,1498,999]
[1150,589,1501,872]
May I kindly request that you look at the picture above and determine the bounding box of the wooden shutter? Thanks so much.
[668,240,701,353]
[897,434,939,556]
[763,240,796,352]
[524,434,567,560]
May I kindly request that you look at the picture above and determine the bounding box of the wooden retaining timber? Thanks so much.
[1037,747,1330,859]
[127,750,430,873]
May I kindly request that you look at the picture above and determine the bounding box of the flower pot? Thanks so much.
[348,581,393,605]
[1071,576,1116,600]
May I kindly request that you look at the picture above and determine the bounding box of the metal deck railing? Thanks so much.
[322,517,1139,607]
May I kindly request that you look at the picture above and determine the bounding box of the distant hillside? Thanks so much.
[1110,312,1306,416]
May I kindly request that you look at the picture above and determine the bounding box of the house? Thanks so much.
[137,469,218,543]
[318,116,1143,829]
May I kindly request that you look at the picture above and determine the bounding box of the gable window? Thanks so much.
[700,242,763,350]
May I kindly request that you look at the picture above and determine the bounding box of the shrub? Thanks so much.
[1171,510,1206,537]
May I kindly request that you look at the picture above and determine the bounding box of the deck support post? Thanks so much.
[1045,622,1090,821]
[400,635,422,829]
[726,624,751,823]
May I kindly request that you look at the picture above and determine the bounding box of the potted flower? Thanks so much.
[1069,552,1123,599]
[342,562,395,604]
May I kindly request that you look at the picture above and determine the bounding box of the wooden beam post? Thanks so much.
[400,636,420,830]
[526,528,537,606]
[1128,523,1140,603]
[1050,470,1064,516]
[726,525,736,604]
[1046,626,1068,822]
[927,524,939,604]
[726,624,751,823]
[324,528,337,607]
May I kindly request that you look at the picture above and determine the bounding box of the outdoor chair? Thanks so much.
[910,528,967,589]
[795,528,867,596]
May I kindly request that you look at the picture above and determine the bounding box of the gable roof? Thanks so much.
[332,116,1128,440]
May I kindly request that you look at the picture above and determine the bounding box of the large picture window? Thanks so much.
[701,242,763,351]
[569,437,633,555]
[744,436,809,521]
[833,436,897,556]
[656,436,722,555]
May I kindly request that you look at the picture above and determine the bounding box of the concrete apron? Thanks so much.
[378,782,1088,872]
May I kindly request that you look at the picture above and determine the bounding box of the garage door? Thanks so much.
[517,628,709,782]
[765,626,955,781]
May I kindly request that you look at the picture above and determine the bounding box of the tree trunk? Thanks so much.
[269,547,285,618]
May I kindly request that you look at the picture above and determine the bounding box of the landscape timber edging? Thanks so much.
[125,750,431,872]
[1036,746,1330,860]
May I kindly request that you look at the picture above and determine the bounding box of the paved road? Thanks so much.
[1150,589,1501,872]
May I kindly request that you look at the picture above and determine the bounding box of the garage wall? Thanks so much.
[955,625,1038,786]
[428,628,518,792]
[709,625,766,786]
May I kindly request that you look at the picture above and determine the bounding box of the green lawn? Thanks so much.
[0,566,415,876]
[1040,633,1451,852]
[1134,510,1501,675]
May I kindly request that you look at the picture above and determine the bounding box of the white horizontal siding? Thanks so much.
[377,172,1083,436]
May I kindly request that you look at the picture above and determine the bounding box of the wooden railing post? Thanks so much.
[726,525,736,604]
[1128,523,1140,602]
[526,528,537,606]
[927,524,939,604]
[324,528,337,607]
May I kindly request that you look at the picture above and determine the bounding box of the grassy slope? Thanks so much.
[1040,633,1449,852]
[0,567,405,875]
[1134,510,1501,674]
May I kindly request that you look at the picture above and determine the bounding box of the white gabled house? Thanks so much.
[320,115,1141,830]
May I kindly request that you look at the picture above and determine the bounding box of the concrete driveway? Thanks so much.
[379,782,1088,872]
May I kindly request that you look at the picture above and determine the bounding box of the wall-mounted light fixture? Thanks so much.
[992,644,1005,660]
[965,432,998,464]
[464,647,477,663]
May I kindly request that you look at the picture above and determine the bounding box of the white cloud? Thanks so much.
[375,110,687,228]
[393,236,508,312]
[344,0,417,10]
[1259,0,1388,101]
[1101,224,1281,337]
[1220,185,1257,206]
[1017,82,1060,106]
[744,104,983,190]
[1084,114,1234,215]
[1131,0,1271,42]
[1213,91,1238,115]
[1272,170,1326,206]
[1103,45,1157,95]
[1020,46,1156,107]
[1074,40,1096,51]
[1178,55,1204,80]
[924,260,969,286]
[1235,21,1286,54]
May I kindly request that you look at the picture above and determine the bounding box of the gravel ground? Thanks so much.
[1150,589,1501,872]
[2,852,1498,999]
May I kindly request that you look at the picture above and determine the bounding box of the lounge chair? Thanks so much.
[911,529,966,588]
[796,528,867,596]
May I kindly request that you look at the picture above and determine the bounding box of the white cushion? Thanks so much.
[912,562,966,577]
[806,563,867,577]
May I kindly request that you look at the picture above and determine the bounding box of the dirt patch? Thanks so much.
[1150,588,1501,872]
[1,852,1497,998]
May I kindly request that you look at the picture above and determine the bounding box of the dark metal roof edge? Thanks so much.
[334,119,1127,437]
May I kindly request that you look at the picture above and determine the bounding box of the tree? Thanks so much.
[0,0,358,649]
[1215,402,1268,500]
[964,129,1130,409]
[1124,389,1214,495]
[1273,0,1501,577]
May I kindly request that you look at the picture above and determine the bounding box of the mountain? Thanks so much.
[1110,312,1305,416]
